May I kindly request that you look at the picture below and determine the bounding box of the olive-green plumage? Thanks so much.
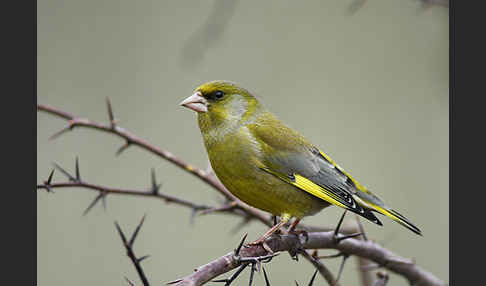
[180,80,421,235]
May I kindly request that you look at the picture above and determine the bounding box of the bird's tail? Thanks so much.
[352,192,422,235]
[369,205,422,235]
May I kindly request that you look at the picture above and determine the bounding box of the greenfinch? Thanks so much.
[180,80,421,243]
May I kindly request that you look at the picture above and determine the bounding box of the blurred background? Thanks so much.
[37,0,448,285]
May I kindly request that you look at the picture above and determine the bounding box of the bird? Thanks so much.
[180,80,421,245]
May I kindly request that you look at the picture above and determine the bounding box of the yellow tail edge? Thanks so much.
[370,205,422,236]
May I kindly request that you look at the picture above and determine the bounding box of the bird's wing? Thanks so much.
[247,117,382,225]
[259,146,383,225]
[246,112,421,234]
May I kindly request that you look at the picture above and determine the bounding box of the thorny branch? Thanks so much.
[115,215,151,286]
[37,161,212,217]
[37,102,446,286]
[173,232,444,286]
[38,102,272,227]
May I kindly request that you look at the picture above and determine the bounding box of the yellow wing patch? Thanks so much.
[261,167,348,209]
[293,174,348,209]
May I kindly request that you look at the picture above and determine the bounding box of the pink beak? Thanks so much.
[180,91,208,113]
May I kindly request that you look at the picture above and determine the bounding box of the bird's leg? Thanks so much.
[287,218,309,243]
[287,218,301,232]
[249,215,291,246]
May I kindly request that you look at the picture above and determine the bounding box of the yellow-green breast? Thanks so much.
[198,112,328,218]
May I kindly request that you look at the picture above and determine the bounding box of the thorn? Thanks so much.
[82,192,106,216]
[48,123,73,140]
[106,97,116,127]
[115,221,128,245]
[129,214,146,247]
[46,169,55,185]
[43,169,56,193]
[234,233,248,256]
[262,266,271,286]
[307,269,318,286]
[336,254,350,282]
[116,140,131,156]
[75,156,81,181]
[248,263,256,286]
[355,215,368,241]
[212,264,249,285]
[317,252,345,259]
[124,276,135,286]
[151,168,161,194]
[52,162,76,182]
[334,210,347,238]
[166,278,183,285]
[311,250,318,259]
[137,255,150,263]
[336,232,363,243]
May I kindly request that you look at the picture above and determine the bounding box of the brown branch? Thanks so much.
[37,162,213,216]
[38,102,272,227]
[172,232,445,286]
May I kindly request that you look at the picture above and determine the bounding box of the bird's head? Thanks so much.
[180,80,261,126]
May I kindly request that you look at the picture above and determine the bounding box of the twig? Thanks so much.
[115,215,150,286]
[37,160,212,216]
[300,250,339,286]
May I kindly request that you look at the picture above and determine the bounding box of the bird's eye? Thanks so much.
[214,90,224,99]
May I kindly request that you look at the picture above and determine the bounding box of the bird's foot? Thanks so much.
[248,238,274,254]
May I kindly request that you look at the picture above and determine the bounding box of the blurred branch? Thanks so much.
[355,216,374,286]
[172,231,445,286]
[348,0,448,14]
[179,0,239,69]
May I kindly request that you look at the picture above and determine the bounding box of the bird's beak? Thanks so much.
[180,91,208,113]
